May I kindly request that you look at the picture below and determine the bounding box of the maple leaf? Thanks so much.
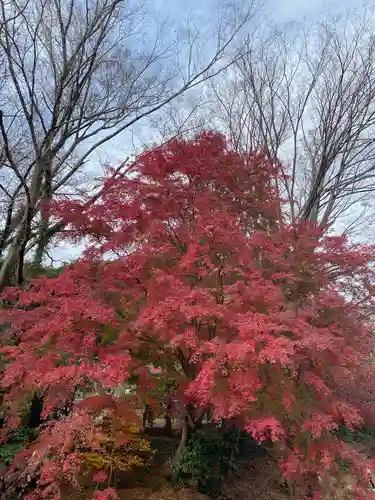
[1,131,375,498]
[93,469,108,484]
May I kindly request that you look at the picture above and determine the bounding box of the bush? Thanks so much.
[172,425,241,496]
[80,416,154,489]
[337,422,375,455]
[0,427,39,466]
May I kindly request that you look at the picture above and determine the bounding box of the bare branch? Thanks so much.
[209,6,375,236]
[0,0,261,289]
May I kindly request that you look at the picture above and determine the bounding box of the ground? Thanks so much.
[63,443,293,500]
[62,417,375,499]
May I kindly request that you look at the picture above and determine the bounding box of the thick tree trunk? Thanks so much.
[0,233,22,291]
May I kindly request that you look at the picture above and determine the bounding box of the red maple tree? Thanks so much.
[1,131,375,498]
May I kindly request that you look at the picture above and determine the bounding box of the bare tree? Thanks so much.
[0,0,260,290]
[209,6,375,237]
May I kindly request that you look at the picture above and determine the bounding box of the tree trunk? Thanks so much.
[173,404,204,465]
[164,413,172,433]
[0,232,22,291]
[164,399,173,433]
[174,414,190,466]
[142,404,154,431]
[27,393,44,428]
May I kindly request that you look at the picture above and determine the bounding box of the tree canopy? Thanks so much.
[1,132,375,499]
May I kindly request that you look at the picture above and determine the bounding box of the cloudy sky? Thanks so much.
[54,0,368,262]
[155,0,360,24]
[104,0,363,156]
[267,0,356,20]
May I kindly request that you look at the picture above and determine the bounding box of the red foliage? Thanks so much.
[92,488,119,500]
[1,131,375,498]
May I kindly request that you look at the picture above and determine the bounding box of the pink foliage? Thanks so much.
[1,132,375,497]
[92,488,119,500]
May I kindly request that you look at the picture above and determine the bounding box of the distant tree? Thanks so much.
[209,6,375,236]
[0,0,258,291]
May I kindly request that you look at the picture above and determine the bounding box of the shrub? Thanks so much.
[81,417,153,481]
[172,425,242,495]
[0,426,39,466]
